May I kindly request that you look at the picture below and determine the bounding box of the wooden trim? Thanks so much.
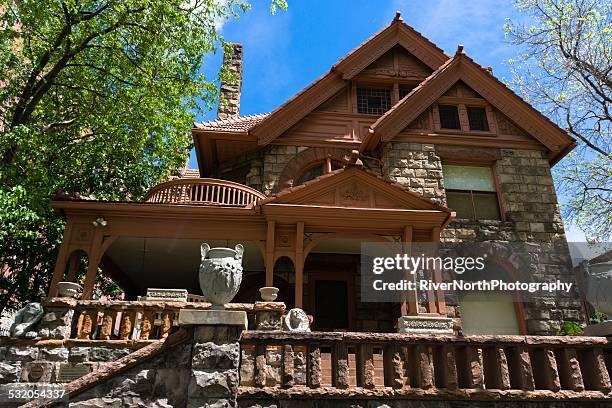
[295,222,305,308]
[266,221,276,287]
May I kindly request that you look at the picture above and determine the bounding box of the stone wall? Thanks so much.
[238,400,611,408]
[0,340,142,386]
[381,143,582,335]
[381,142,446,206]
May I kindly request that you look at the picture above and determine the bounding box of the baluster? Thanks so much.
[543,348,561,391]
[99,308,117,340]
[415,344,435,389]
[255,343,267,388]
[580,348,612,392]
[308,343,322,388]
[332,342,349,389]
[513,346,535,391]
[283,344,295,388]
[442,344,459,390]
[160,309,173,338]
[383,344,404,389]
[483,347,510,390]
[356,343,375,389]
[221,186,226,204]
[77,307,98,340]
[466,346,484,389]
[140,309,156,340]
[560,348,584,391]
[119,308,135,340]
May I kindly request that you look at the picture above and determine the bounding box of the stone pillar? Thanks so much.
[217,43,242,121]
[38,298,77,339]
[179,309,247,408]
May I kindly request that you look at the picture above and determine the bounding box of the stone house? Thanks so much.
[2,13,610,407]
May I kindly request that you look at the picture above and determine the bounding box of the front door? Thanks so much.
[314,279,349,330]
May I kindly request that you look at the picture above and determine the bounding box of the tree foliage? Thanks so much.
[0,0,286,313]
[505,0,611,241]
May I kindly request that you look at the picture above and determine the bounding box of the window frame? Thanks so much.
[466,105,490,132]
[438,104,461,130]
[294,158,341,186]
[442,162,506,221]
[356,86,392,115]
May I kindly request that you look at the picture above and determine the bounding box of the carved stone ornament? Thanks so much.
[199,243,244,309]
[10,302,44,337]
[283,308,311,332]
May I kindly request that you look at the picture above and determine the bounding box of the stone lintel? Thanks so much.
[397,316,454,334]
[178,309,248,330]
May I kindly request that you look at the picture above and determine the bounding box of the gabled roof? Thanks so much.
[259,162,450,213]
[249,13,449,146]
[361,47,576,163]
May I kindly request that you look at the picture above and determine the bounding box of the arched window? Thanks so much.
[295,158,342,185]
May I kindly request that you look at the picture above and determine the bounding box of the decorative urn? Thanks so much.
[57,281,82,298]
[199,243,244,308]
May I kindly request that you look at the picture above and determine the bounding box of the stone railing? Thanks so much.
[239,331,612,401]
[144,178,266,207]
[71,300,285,341]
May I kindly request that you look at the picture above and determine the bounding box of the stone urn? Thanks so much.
[199,243,244,309]
[259,287,279,302]
[57,282,82,298]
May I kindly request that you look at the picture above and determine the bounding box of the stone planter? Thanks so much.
[57,282,82,299]
[259,287,279,302]
[199,243,244,308]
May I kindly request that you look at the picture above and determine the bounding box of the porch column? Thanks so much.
[265,221,275,287]
[66,252,80,282]
[400,226,418,316]
[48,223,74,297]
[82,228,105,300]
[430,227,446,315]
[295,222,305,309]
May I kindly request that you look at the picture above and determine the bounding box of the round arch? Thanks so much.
[275,147,350,192]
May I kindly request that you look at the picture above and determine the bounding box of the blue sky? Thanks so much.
[188,0,587,241]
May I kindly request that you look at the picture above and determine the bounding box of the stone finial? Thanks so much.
[456,44,465,55]
[394,11,402,22]
[217,43,243,121]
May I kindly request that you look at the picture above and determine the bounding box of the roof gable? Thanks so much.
[251,13,449,147]
[362,49,576,161]
[261,164,448,212]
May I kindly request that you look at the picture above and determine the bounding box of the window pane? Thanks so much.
[446,190,475,219]
[473,192,501,220]
[296,164,324,184]
[438,105,460,129]
[357,88,391,115]
[442,165,496,192]
[467,106,489,131]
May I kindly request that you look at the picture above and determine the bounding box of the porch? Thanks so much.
[49,165,455,332]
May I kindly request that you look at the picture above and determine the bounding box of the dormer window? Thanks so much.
[357,88,391,114]
[438,105,461,129]
[467,106,489,131]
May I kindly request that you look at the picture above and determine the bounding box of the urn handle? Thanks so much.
[234,244,244,260]
[201,243,210,259]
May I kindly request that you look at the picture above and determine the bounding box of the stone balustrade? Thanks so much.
[70,299,285,341]
[239,331,612,402]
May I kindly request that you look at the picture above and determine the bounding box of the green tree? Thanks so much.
[0,0,286,313]
[505,0,611,241]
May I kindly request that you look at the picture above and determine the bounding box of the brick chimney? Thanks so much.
[217,43,243,120]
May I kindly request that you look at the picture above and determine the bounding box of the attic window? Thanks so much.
[295,159,342,185]
[467,106,489,131]
[438,105,460,129]
[357,88,391,114]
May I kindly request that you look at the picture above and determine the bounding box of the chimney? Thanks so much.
[217,43,243,120]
